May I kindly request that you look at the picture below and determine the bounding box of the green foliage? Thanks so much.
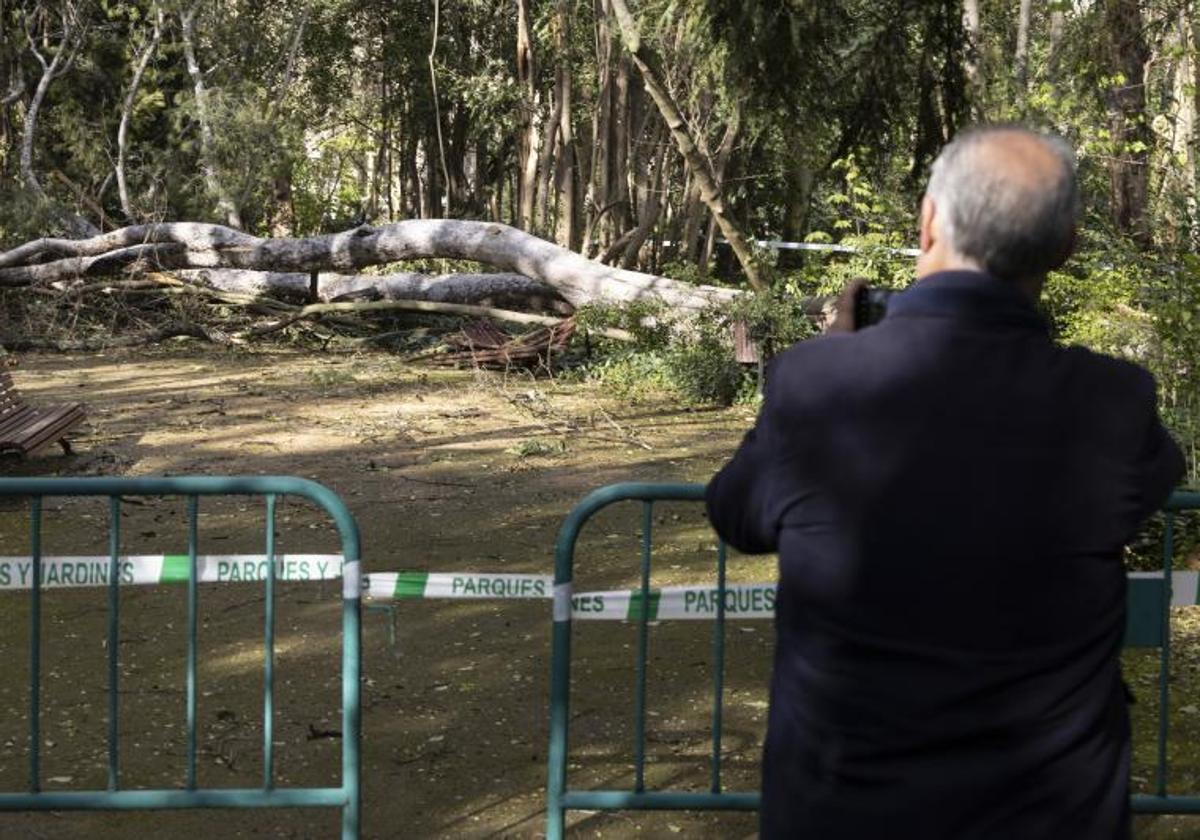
[575,349,674,403]
[663,315,746,407]
[575,294,814,407]
[726,286,816,350]
[506,437,567,458]
[575,299,672,350]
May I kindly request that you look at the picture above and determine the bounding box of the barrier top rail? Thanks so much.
[0,475,362,839]
[546,482,1200,838]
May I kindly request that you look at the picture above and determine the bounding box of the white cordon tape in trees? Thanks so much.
[0,554,343,590]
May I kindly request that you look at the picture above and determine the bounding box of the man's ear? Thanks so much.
[919,195,936,253]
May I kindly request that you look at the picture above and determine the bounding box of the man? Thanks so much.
[706,125,1184,839]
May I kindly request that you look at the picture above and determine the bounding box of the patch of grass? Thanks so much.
[506,437,567,458]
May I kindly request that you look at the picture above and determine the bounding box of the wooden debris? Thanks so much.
[435,318,577,370]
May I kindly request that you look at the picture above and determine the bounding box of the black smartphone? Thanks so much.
[853,287,895,330]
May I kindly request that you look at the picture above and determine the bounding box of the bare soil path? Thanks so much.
[0,348,770,839]
[0,349,1196,839]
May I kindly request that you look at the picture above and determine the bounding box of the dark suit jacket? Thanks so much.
[706,270,1184,839]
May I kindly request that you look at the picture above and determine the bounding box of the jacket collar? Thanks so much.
[884,270,1049,331]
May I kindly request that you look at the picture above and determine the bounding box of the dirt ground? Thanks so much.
[0,348,1198,839]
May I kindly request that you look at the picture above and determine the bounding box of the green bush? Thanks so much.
[664,321,746,406]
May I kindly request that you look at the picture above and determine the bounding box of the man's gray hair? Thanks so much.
[925,125,1079,281]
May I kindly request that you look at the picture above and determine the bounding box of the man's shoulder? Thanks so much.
[1058,344,1157,399]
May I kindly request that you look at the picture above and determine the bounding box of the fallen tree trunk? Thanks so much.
[243,298,632,341]
[0,219,741,311]
[179,268,573,313]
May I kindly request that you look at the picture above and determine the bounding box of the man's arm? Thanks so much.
[706,424,781,555]
[1133,385,1186,522]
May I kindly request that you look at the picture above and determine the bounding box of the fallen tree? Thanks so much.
[180,268,573,313]
[0,219,741,312]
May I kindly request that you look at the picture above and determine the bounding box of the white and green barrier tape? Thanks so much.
[363,572,553,601]
[4,559,1195,623]
[0,554,342,590]
[362,572,777,620]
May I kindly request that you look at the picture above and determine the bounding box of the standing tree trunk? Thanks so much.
[180,3,243,229]
[266,4,309,236]
[515,0,540,231]
[536,61,564,235]
[1165,5,1198,246]
[1015,0,1032,95]
[428,0,452,217]
[21,4,78,202]
[699,104,740,275]
[582,0,615,256]
[619,121,668,269]
[116,5,163,222]
[607,0,765,290]
[1103,0,1151,244]
[610,54,632,238]
[553,0,577,249]
[962,0,982,103]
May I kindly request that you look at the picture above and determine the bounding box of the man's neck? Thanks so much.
[916,255,1044,305]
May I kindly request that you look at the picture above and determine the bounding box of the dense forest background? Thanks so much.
[0,0,1199,476]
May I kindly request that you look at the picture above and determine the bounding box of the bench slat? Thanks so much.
[0,371,86,456]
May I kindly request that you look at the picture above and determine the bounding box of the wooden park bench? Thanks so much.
[0,371,86,456]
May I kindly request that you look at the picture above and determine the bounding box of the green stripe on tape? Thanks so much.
[392,572,429,599]
[161,554,191,583]
[626,590,660,621]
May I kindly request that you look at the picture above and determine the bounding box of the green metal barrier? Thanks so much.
[0,476,362,839]
[545,483,1200,837]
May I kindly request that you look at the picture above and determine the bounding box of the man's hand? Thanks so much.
[827,278,871,334]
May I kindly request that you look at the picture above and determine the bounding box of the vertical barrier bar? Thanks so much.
[1157,512,1175,797]
[186,495,199,791]
[29,496,42,794]
[263,494,277,790]
[107,495,121,791]
[633,502,653,793]
[710,541,727,794]
[340,514,363,840]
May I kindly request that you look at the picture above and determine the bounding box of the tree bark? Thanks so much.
[1103,0,1151,243]
[428,0,451,216]
[0,220,742,312]
[554,0,577,249]
[962,0,983,105]
[22,3,78,202]
[615,119,667,268]
[180,3,243,229]
[515,0,540,231]
[582,0,615,257]
[1015,0,1032,93]
[536,58,564,235]
[116,5,163,222]
[1165,4,1198,246]
[698,105,741,274]
[181,268,572,312]
[606,0,766,290]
